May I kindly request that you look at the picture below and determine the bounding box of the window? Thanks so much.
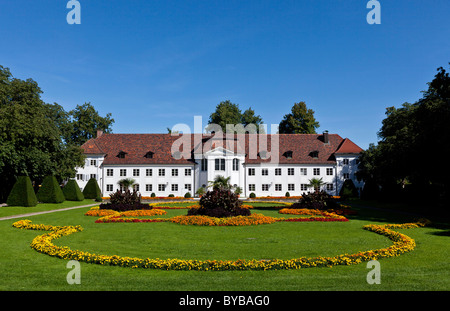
[185,168,191,176]
[326,168,333,175]
[133,169,140,177]
[172,169,178,177]
[275,184,282,191]
[275,168,281,176]
[133,184,140,192]
[288,168,294,176]
[288,184,295,191]
[232,158,239,171]
[158,184,166,192]
[301,184,308,191]
[249,184,255,191]
[284,151,293,159]
[146,169,152,177]
[201,158,208,171]
[90,160,97,166]
[261,168,268,176]
[262,184,270,191]
[120,169,126,177]
[313,168,320,175]
[145,151,154,159]
[146,184,152,192]
[185,184,192,191]
[215,158,225,171]
[106,169,113,177]
[171,184,178,192]
[117,151,126,159]
[106,184,113,192]
[326,184,334,191]
[159,169,165,176]
[343,159,349,165]
[310,151,319,158]
[248,168,255,176]
[76,174,83,181]
[300,168,307,175]
[90,174,96,179]
[343,173,350,179]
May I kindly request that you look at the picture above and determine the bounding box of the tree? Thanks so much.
[82,178,102,199]
[0,65,114,202]
[206,100,264,133]
[308,178,325,193]
[63,179,84,201]
[6,176,38,207]
[279,101,320,134]
[208,175,232,190]
[66,102,114,146]
[358,63,450,206]
[0,65,85,202]
[117,178,136,190]
[36,175,66,203]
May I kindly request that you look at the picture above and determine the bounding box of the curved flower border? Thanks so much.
[12,218,428,271]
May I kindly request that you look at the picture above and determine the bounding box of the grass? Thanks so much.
[0,200,449,291]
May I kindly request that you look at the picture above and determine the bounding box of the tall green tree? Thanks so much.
[278,101,320,134]
[0,65,113,202]
[358,63,450,206]
[66,102,114,145]
[206,100,264,133]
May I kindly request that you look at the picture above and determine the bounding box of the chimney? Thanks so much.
[96,129,103,138]
[323,130,329,144]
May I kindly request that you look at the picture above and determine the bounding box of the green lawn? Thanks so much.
[0,200,448,291]
[0,199,98,218]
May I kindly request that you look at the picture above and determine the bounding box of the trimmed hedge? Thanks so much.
[6,176,38,207]
[63,179,84,201]
[82,178,102,199]
[37,176,65,203]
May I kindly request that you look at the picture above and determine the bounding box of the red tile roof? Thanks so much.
[80,133,362,165]
[334,138,364,154]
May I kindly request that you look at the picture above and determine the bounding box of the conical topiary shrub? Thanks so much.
[82,178,102,199]
[6,176,38,207]
[63,179,84,201]
[37,175,65,203]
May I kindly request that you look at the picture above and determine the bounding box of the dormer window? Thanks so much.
[117,151,127,159]
[284,151,293,159]
[309,150,319,159]
[145,151,154,159]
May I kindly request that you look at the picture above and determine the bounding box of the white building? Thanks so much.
[75,131,364,198]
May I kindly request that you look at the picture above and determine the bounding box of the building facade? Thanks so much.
[75,131,364,198]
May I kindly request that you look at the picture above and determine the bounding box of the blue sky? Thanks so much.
[1,0,449,149]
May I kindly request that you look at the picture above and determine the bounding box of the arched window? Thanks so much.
[232,158,239,171]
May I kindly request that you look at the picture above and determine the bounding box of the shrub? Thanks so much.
[290,191,340,210]
[184,192,191,198]
[249,192,256,198]
[36,176,65,203]
[151,192,156,197]
[100,189,150,211]
[168,194,175,197]
[339,179,359,200]
[188,188,250,218]
[285,192,290,197]
[82,178,102,199]
[62,179,84,201]
[6,176,38,207]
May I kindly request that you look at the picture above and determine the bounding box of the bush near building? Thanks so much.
[82,178,102,199]
[63,179,84,201]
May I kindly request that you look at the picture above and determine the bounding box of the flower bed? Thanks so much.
[85,206,167,220]
[12,218,428,271]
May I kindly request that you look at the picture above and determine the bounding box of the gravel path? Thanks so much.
[0,203,98,221]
